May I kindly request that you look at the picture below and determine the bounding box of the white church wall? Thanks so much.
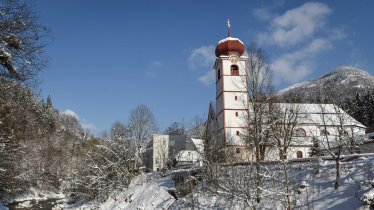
[223,92,247,110]
[224,110,246,128]
[220,58,246,76]
[222,76,247,92]
[225,127,246,145]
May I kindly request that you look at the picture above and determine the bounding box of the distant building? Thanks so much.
[144,134,204,171]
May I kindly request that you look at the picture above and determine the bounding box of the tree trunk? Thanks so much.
[335,159,340,189]
[283,161,291,210]
[255,149,262,203]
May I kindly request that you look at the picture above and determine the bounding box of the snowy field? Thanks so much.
[2,156,374,209]
[173,156,374,209]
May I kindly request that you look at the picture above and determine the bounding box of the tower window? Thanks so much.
[235,112,238,117]
[235,96,238,100]
[296,151,303,158]
[217,69,221,80]
[236,148,240,153]
[293,128,306,137]
[231,65,239,75]
[236,131,240,136]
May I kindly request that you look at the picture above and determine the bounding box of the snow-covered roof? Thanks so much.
[275,103,365,128]
[245,103,364,128]
[278,103,365,128]
[191,138,204,154]
[174,150,202,162]
[217,37,244,45]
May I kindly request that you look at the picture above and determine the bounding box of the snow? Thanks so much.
[41,155,374,209]
[278,81,310,94]
[61,173,175,209]
[175,150,202,163]
[217,37,244,45]
[362,189,374,206]
[275,103,365,127]
[170,155,374,209]
[191,138,204,154]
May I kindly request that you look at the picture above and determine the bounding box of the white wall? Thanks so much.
[152,134,169,171]
[223,92,247,109]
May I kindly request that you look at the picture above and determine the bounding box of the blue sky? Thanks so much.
[34,0,374,135]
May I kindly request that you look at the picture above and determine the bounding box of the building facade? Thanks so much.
[207,25,366,162]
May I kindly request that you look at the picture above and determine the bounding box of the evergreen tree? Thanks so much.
[309,137,322,157]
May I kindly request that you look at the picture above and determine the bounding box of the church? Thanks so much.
[205,21,367,162]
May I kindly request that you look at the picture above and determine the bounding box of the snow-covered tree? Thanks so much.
[127,104,158,170]
[0,0,49,82]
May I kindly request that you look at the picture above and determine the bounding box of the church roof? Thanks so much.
[215,37,245,57]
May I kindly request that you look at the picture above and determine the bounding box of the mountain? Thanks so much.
[278,66,374,102]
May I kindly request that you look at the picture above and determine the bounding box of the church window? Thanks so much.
[217,69,221,80]
[236,131,240,136]
[320,129,329,136]
[231,65,239,75]
[340,130,349,137]
[236,148,240,153]
[296,151,303,158]
[235,96,238,100]
[235,112,238,117]
[294,128,306,137]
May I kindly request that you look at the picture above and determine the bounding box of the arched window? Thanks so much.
[230,65,239,75]
[294,128,306,137]
[340,130,349,137]
[296,151,303,158]
[320,129,330,136]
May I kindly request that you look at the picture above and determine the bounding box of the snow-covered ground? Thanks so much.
[60,173,176,210]
[171,156,374,209]
[4,156,373,209]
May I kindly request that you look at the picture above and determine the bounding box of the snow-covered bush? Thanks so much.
[361,189,374,206]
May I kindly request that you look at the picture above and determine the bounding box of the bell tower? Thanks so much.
[214,19,248,151]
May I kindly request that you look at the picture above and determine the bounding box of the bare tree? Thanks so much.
[315,87,364,189]
[271,103,301,160]
[270,103,302,210]
[187,114,206,139]
[128,104,158,170]
[164,121,186,135]
[0,0,50,82]
[242,41,274,203]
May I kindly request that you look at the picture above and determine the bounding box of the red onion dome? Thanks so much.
[215,37,245,57]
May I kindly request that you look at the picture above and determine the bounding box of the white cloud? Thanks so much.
[254,7,274,21]
[62,109,79,120]
[257,2,331,47]
[253,2,347,84]
[198,70,215,86]
[81,122,96,131]
[62,109,96,132]
[188,45,215,69]
[271,38,332,83]
[188,45,217,85]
